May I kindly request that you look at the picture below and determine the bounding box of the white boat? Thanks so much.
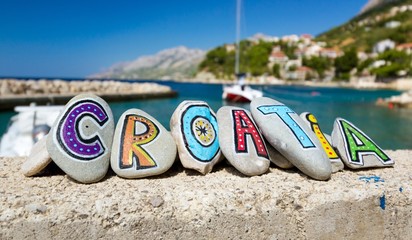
[223,74,263,102]
[0,104,63,157]
[222,0,263,102]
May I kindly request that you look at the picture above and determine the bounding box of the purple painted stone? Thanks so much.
[46,94,114,183]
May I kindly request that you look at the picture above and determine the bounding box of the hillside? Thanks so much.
[92,46,205,80]
[316,0,412,52]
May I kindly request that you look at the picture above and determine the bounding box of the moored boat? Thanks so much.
[0,104,63,157]
[222,0,263,103]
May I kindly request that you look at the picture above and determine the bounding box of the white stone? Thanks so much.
[300,112,344,173]
[217,106,270,176]
[21,136,52,177]
[46,94,114,183]
[331,117,394,169]
[250,97,331,180]
[170,101,222,174]
[110,109,176,178]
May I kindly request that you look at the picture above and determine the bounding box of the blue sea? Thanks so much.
[0,80,410,149]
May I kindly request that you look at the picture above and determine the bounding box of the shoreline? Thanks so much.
[0,79,177,111]
[0,150,411,238]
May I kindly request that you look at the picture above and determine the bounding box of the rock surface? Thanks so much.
[300,112,344,173]
[0,79,172,96]
[170,101,222,174]
[217,106,270,176]
[0,150,411,239]
[250,97,331,180]
[46,94,114,183]
[331,117,394,169]
[21,136,51,176]
[111,109,176,178]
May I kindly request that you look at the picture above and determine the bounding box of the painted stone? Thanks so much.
[217,106,270,176]
[111,109,176,178]
[331,118,394,169]
[21,136,52,177]
[170,101,222,174]
[300,112,344,173]
[46,94,114,183]
[250,97,332,180]
[265,140,294,169]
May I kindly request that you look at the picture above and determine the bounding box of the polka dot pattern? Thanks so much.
[61,101,107,158]
[233,110,268,158]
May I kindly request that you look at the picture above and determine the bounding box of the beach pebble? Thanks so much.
[111,109,176,178]
[265,141,294,169]
[170,101,222,174]
[46,94,114,183]
[300,112,344,173]
[21,136,52,177]
[217,106,270,176]
[250,97,331,180]
[331,118,394,169]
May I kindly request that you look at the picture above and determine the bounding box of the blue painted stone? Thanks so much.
[170,101,222,174]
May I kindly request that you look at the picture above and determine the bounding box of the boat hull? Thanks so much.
[222,85,263,103]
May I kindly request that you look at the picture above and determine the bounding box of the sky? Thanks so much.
[0,0,367,78]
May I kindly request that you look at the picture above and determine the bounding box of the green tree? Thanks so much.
[334,48,359,80]
[246,41,272,76]
[302,56,332,78]
[371,49,411,78]
[272,64,281,78]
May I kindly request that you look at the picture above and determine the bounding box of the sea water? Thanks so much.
[0,81,410,149]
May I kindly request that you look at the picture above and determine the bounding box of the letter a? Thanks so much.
[339,119,391,165]
[232,110,268,158]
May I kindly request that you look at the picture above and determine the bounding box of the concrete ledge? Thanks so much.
[0,91,178,111]
[1,150,411,239]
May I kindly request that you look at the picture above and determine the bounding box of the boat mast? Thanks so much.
[235,0,241,76]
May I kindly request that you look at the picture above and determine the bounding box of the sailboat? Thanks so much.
[222,0,263,102]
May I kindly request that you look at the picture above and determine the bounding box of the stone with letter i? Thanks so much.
[300,112,344,172]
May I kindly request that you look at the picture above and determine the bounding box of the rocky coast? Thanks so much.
[0,79,176,110]
[1,150,411,239]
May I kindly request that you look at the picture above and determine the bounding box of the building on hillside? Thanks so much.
[269,50,288,64]
[284,66,314,81]
[296,66,315,81]
[284,59,302,71]
[304,45,322,58]
[300,34,313,44]
[294,48,306,59]
[249,33,279,43]
[396,43,412,55]
[319,48,341,59]
[385,21,401,29]
[373,39,395,53]
[357,52,369,61]
[225,44,235,52]
[281,35,299,43]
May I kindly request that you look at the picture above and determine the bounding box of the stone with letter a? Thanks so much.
[217,106,270,176]
[331,117,393,169]
[111,109,176,178]
[46,93,114,183]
